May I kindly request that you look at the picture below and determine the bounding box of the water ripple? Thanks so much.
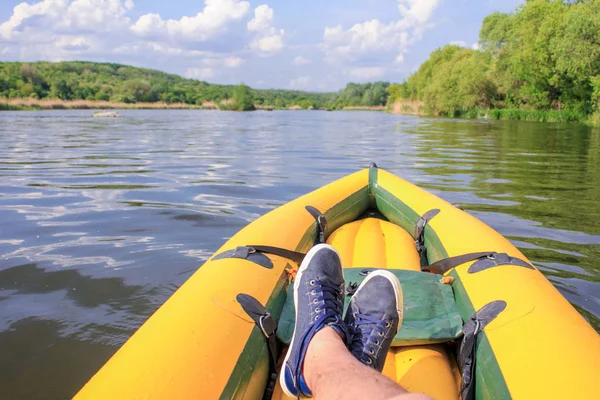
[0,109,599,399]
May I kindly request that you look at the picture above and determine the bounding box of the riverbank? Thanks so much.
[0,98,308,111]
[0,99,390,113]
[387,100,426,116]
[0,98,231,111]
[0,98,217,110]
[5,98,597,126]
[342,105,386,111]
[386,99,600,126]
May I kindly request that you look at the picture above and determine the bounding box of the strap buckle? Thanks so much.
[258,312,277,338]
[414,217,427,238]
[473,320,481,335]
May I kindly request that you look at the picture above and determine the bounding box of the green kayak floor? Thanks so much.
[277,268,463,346]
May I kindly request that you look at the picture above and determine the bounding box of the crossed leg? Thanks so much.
[303,327,431,400]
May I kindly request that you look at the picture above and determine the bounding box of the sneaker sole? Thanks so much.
[352,269,404,335]
[279,243,341,398]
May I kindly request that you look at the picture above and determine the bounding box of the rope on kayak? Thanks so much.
[236,294,279,400]
[414,209,440,267]
[458,300,507,400]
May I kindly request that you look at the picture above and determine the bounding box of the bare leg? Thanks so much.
[304,327,431,400]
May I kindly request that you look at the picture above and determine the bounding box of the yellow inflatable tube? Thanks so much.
[75,166,600,400]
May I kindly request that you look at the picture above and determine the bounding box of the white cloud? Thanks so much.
[0,0,132,41]
[247,4,284,55]
[0,0,136,63]
[250,32,283,53]
[0,0,260,74]
[188,56,245,70]
[321,0,440,66]
[397,0,439,24]
[289,76,311,90]
[224,56,244,67]
[449,40,468,47]
[185,67,215,80]
[113,41,210,58]
[56,35,90,51]
[347,67,385,80]
[247,4,273,32]
[449,40,480,50]
[292,56,310,65]
[131,0,250,41]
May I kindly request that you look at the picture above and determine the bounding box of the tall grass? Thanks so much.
[486,108,586,123]
[395,102,596,125]
[586,111,600,127]
[434,107,590,124]
[386,99,426,115]
[0,98,219,110]
[0,103,23,110]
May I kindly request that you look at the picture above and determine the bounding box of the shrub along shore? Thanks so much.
[3,95,597,126]
[386,99,592,124]
[386,0,600,127]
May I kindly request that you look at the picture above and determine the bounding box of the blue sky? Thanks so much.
[0,0,523,91]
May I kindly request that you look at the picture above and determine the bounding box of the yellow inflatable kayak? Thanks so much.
[76,165,600,399]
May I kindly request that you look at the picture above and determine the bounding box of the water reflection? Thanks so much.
[0,110,598,399]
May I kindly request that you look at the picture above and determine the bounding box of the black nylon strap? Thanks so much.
[414,209,440,267]
[458,300,507,400]
[248,245,306,265]
[306,205,328,244]
[212,246,274,269]
[236,293,279,400]
[468,253,534,273]
[423,251,495,274]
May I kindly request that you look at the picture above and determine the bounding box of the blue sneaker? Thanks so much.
[344,270,403,371]
[280,244,348,398]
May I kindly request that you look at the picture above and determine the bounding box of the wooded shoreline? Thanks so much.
[0,98,385,112]
[3,98,598,126]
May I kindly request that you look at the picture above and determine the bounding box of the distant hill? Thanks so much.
[0,61,390,110]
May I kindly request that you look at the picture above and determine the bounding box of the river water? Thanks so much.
[0,110,599,399]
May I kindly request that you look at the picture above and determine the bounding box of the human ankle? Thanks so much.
[303,326,346,390]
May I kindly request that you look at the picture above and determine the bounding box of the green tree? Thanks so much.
[386,0,600,121]
[231,83,255,111]
[50,79,72,100]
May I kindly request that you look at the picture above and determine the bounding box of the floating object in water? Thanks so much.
[92,111,120,118]
[75,164,600,400]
